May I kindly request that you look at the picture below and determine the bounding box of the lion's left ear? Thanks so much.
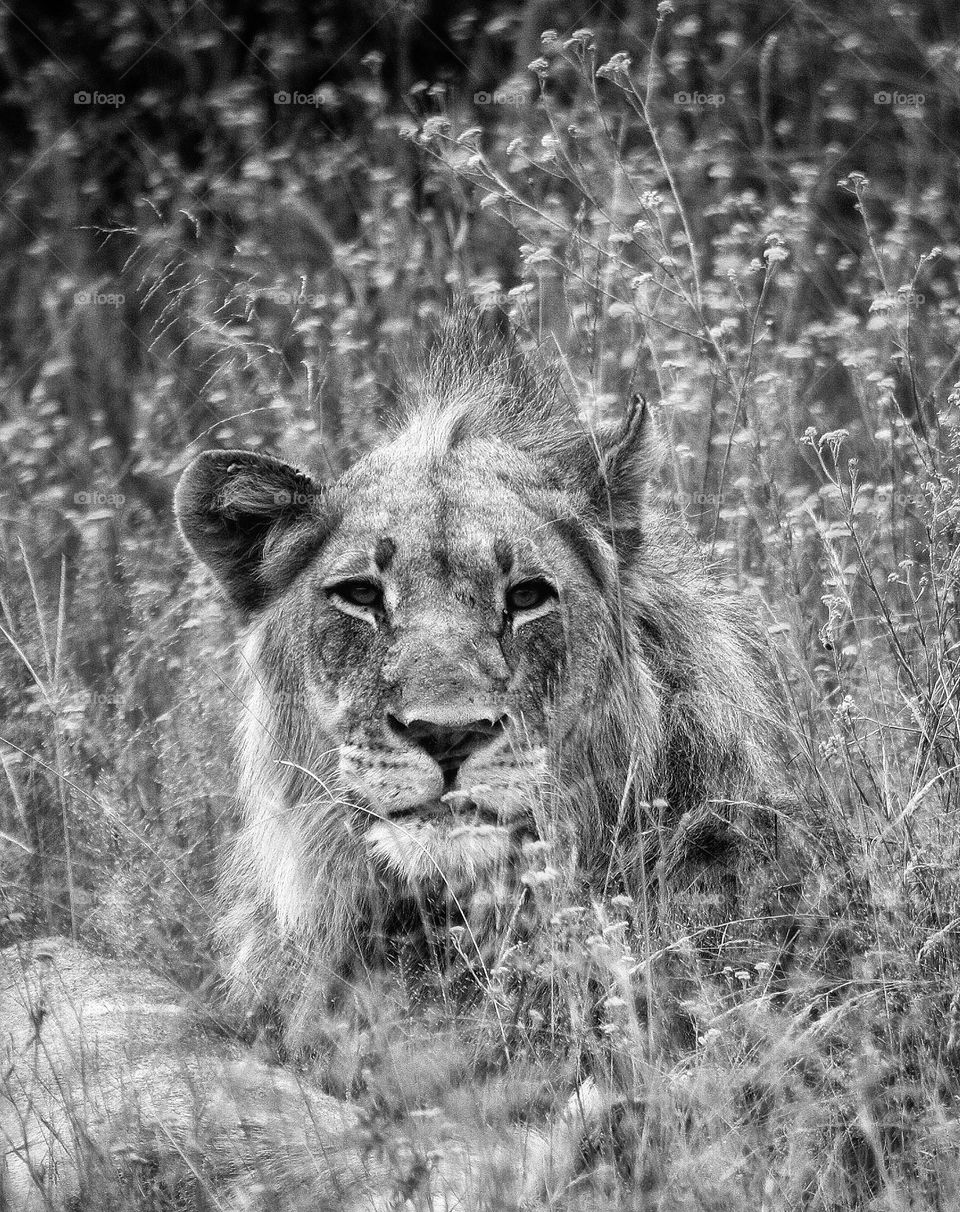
[580,394,657,562]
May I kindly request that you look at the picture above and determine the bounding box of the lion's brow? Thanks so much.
[374,536,396,571]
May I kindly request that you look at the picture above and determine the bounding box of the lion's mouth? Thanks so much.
[388,791,500,825]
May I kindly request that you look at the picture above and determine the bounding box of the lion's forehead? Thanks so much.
[328,448,556,579]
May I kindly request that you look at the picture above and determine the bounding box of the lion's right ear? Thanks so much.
[175,450,330,615]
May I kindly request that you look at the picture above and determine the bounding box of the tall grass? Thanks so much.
[2,5,960,1208]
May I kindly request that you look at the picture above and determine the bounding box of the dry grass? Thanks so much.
[2,6,960,1208]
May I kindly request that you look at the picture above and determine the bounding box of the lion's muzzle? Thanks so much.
[386,712,507,788]
[348,709,543,889]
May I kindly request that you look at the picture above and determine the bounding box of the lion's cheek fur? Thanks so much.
[498,610,568,734]
[309,604,389,723]
[338,742,442,811]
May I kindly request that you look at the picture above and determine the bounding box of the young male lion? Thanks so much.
[175,311,792,1046]
[1,314,794,1209]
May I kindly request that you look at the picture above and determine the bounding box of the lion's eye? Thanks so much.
[505,578,555,614]
[330,580,384,610]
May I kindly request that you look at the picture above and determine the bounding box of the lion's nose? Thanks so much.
[387,714,506,785]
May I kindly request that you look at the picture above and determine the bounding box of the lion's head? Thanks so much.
[175,315,786,1027]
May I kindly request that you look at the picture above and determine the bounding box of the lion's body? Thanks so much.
[0,937,484,1210]
[173,314,790,1042]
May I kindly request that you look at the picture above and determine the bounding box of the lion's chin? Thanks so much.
[365,812,512,888]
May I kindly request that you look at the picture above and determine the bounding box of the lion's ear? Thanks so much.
[582,394,657,562]
[175,450,330,614]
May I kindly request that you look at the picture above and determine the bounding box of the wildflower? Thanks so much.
[521,867,559,888]
[418,116,450,143]
[597,53,632,80]
[839,171,869,192]
[565,29,595,51]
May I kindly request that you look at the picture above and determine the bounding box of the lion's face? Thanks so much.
[302,429,614,885]
[230,426,616,889]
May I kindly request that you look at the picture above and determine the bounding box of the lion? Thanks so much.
[1,313,793,1208]
[174,311,791,1045]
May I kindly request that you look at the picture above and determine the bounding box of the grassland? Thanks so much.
[1,4,960,1207]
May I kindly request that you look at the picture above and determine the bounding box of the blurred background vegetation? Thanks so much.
[1,3,960,1202]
